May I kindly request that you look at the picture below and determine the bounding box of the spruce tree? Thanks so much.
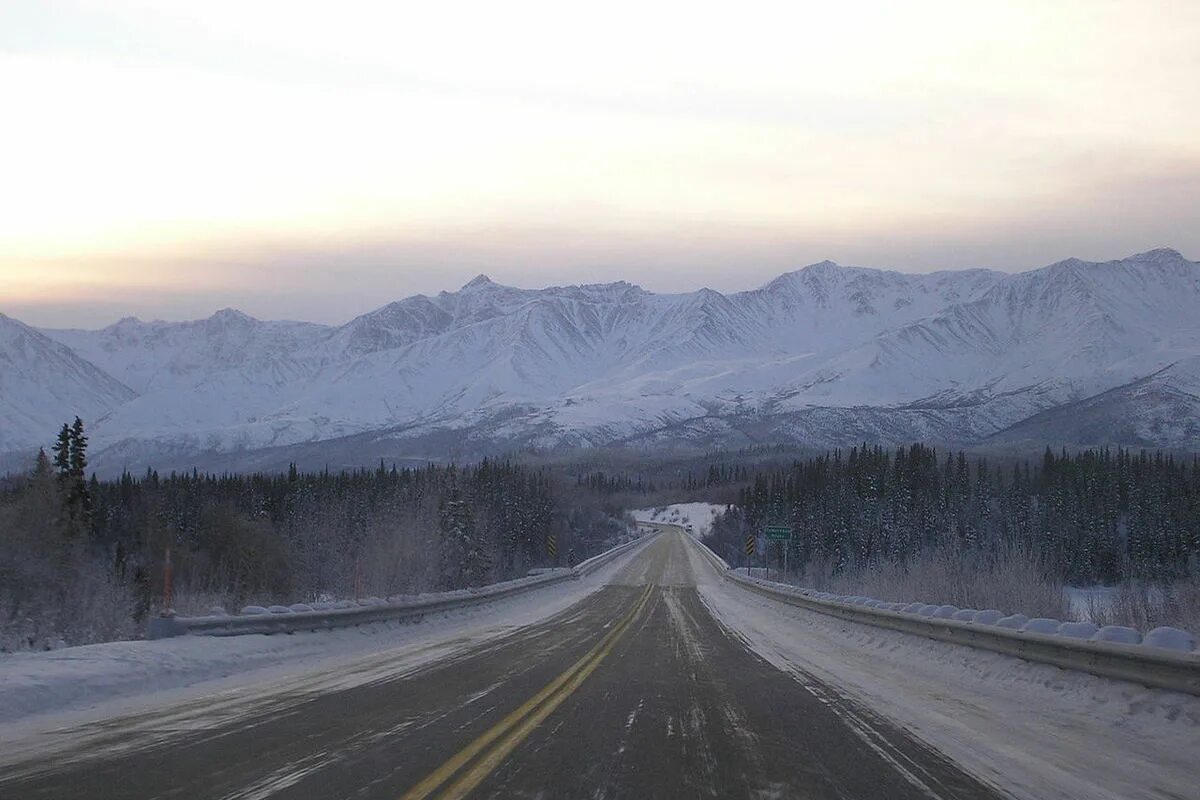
[52,423,71,479]
[64,417,92,528]
[69,417,88,479]
[438,480,485,588]
[32,447,52,480]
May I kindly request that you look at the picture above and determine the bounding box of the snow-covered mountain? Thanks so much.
[3,248,1197,473]
[0,314,136,453]
[48,310,332,394]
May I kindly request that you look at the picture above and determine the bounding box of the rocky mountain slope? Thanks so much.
[0,314,136,453]
[2,249,1196,473]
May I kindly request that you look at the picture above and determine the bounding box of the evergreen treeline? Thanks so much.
[707,444,1200,585]
[575,471,658,494]
[1,424,631,650]
[573,463,750,496]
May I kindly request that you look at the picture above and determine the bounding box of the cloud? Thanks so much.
[2,1,1198,326]
[7,156,1196,329]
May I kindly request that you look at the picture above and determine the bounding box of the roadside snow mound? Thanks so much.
[1022,618,1061,635]
[1096,626,1142,645]
[1143,627,1197,652]
[1058,622,1099,639]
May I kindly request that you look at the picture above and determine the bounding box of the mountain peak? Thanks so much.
[800,260,843,287]
[1048,248,1188,273]
[1046,256,1088,272]
[108,315,144,329]
[208,308,256,325]
[1128,247,1186,263]
[763,261,842,291]
[463,274,495,290]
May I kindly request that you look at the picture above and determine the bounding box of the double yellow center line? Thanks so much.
[399,584,655,800]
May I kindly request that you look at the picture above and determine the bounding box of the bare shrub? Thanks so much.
[58,563,139,645]
[169,577,236,617]
[357,512,438,598]
[0,478,138,651]
[0,556,137,652]
[1085,579,1200,633]
[806,542,1069,619]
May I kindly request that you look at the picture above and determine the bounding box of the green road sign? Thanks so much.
[764,525,791,541]
[744,535,756,556]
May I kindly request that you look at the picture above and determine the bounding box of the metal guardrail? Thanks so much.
[574,534,652,575]
[674,526,1200,696]
[725,574,1200,696]
[148,532,656,640]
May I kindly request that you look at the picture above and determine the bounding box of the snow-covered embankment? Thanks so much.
[681,534,1200,800]
[0,534,653,730]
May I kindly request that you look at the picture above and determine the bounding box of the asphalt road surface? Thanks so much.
[0,531,1002,799]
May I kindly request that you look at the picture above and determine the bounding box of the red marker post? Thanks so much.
[162,546,175,617]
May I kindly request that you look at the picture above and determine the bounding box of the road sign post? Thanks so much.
[764,525,792,582]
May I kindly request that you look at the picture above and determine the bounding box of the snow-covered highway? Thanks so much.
[1,530,1196,799]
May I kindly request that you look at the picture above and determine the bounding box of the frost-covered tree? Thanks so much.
[2,433,628,649]
[705,443,1200,585]
[438,478,490,588]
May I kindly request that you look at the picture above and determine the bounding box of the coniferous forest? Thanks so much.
[5,430,1200,650]
[705,444,1200,586]
[0,423,630,651]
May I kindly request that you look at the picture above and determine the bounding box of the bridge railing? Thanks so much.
[148,531,657,640]
[675,523,1200,696]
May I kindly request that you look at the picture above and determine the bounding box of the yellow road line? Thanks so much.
[400,585,654,800]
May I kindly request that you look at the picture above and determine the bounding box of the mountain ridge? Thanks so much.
[3,248,1196,473]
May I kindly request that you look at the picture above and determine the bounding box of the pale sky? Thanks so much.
[2,0,1198,328]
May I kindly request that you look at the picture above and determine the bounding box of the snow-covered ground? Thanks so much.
[632,503,726,537]
[680,535,1200,800]
[0,537,653,740]
[1065,585,1121,621]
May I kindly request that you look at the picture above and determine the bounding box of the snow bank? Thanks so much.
[1058,621,1100,639]
[686,536,1200,800]
[1022,618,1061,635]
[1143,627,1197,652]
[997,613,1028,629]
[732,572,1197,653]
[1096,625,1142,645]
